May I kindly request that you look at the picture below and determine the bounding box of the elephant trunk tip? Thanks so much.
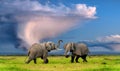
[58,40,63,43]
[56,48,63,50]
[57,40,63,48]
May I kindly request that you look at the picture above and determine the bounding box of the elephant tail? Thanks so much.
[24,56,28,63]
[24,51,30,63]
[27,50,30,56]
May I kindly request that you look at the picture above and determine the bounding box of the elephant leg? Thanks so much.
[41,56,43,59]
[43,52,49,64]
[75,55,80,63]
[34,58,37,64]
[81,55,87,62]
[43,58,49,64]
[25,54,36,64]
[71,55,75,63]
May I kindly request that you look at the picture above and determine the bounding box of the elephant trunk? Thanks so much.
[64,50,70,58]
[57,40,63,48]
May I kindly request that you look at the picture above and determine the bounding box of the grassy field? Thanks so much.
[0,55,120,71]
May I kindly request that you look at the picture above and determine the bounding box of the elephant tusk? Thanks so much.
[51,48,63,52]
[67,52,70,55]
[56,48,63,50]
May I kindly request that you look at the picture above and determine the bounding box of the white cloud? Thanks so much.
[75,4,96,18]
[97,34,120,42]
[0,0,97,48]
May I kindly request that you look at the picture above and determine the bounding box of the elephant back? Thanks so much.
[30,43,44,50]
[74,43,89,56]
[29,43,45,57]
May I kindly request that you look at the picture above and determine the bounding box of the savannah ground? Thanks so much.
[0,55,120,71]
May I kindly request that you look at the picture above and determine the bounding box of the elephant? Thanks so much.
[25,40,63,64]
[64,42,89,63]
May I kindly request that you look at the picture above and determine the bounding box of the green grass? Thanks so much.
[0,55,120,71]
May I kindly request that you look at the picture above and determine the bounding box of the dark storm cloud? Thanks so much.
[0,0,96,49]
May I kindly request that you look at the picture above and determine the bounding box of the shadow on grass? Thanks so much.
[0,57,16,63]
[84,67,120,71]
[0,66,31,71]
[0,57,16,60]
[104,58,120,61]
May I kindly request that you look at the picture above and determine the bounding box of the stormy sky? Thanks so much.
[0,0,96,47]
[0,0,120,55]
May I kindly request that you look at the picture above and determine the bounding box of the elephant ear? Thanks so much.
[51,42,56,50]
[45,42,51,52]
[71,42,75,51]
[52,43,56,49]
[47,42,56,50]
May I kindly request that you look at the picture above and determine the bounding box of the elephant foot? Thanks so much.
[41,56,43,59]
[75,59,79,63]
[71,59,74,63]
[25,59,31,64]
[71,61,74,63]
[75,57,80,63]
[65,55,69,58]
[71,62,74,63]
[76,61,80,63]
[83,60,87,62]
[44,62,48,64]
[44,59,49,64]
[25,61,29,64]
[34,59,37,64]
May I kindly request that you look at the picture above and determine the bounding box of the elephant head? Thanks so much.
[45,42,56,50]
[42,42,52,52]
[46,40,63,50]
[64,42,75,58]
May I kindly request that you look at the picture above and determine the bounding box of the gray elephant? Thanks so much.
[64,42,89,63]
[25,40,63,64]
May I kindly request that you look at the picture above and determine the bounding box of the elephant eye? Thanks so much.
[50,43,52,46]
